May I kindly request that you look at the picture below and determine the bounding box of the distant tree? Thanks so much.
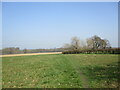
[2,47,21,54]
[87,35,111,49]
[102,39,111,48]
[63,36,81,50]
[71,37,81,50]
[63,44,70,48]
[23,48,28,53]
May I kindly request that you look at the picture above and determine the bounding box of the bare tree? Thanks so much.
[103,39,111,48]
[71,37,81,50]
[63,43,72,50]
[63,37,81,50]
[23,48,28,53]
[87,35,111,49]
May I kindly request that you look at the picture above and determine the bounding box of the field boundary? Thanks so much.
[0,52,62,57]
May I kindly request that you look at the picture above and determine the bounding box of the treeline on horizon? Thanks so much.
[1,35,119,55]
[1,48,64,55]
[62,35,120,54]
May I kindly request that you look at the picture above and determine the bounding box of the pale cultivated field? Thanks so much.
[0,52,62,57]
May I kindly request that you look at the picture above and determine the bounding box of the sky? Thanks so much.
[0,2,2,49]
[2,2,118,49]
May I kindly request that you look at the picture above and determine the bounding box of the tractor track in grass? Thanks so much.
[68,55,89,88]
[78,68,89,88]
[0,52,62,57]
[66,55,89,88]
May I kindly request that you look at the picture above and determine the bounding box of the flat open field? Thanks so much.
[2,54,119,88]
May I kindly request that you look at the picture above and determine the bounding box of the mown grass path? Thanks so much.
[61,55,89,88]
[2,54,118,88]
[78,69,89,88]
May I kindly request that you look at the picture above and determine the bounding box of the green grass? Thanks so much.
[2,54,119,88]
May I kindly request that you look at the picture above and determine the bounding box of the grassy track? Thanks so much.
[2,54,119,88]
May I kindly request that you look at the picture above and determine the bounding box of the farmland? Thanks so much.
[2,54,119,88]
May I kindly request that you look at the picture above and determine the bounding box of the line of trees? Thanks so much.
[1,47,64,55]
[62,35,119,54]
[63,35,111,50]
[1,35,119,55]
[2,47,22,55]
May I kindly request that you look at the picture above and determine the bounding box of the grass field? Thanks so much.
[2,54,119,88]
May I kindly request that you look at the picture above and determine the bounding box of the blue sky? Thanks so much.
[0,2,2,49]
[2,2,118,49]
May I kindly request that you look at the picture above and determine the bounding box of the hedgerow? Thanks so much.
[62,48,120,54]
